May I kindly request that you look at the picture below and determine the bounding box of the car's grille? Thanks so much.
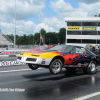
[18,56,21,60]
[26,58,37,62]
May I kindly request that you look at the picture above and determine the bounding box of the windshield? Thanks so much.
[86,49,96,55]
[39,46,46,50]
[49,45,73,52]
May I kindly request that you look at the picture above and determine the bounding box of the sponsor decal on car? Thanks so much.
[41,61,46,64]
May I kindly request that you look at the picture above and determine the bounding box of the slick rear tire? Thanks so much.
[49,59,62,75]
[28,64,39,70]
[83,60,97,74]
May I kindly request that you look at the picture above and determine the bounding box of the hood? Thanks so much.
[19,50,62,58]
[27,49,41,53]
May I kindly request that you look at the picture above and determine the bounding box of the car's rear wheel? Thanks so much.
[49,59,62,75]
[28,64,39,70]
[83,60,97,74]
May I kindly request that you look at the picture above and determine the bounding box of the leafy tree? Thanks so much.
[39,28,47,45]
[45,32,58,45]
[27,34,34,45]
[6,27,67,45]
[16,35,21,45]
[94,14,100,17]
[58,28,66,44]
[33,33,40,45]
[40,28,46,36]
[7,34,14,42]
[94,15,97,17]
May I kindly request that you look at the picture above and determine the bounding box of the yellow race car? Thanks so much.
[17,45,100,75]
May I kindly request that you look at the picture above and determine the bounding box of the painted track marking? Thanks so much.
[74,91,100,100]
[0,68,44,73]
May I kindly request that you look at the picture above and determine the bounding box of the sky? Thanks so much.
[0,0,100,36]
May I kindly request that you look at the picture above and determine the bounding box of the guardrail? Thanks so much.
[0,50,27,56]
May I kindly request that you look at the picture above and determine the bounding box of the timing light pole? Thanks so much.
[14,0,16,47]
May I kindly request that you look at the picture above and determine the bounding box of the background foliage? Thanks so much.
[7,28,66,45]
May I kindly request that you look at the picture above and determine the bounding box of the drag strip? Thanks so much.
[0,62,100,100]
[1,57,100,100]
[0,66,100,100]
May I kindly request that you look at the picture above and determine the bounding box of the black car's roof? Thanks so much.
[59,44,84,48]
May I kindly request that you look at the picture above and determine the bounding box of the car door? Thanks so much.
[70,46,91,65]
[64,46,91,66]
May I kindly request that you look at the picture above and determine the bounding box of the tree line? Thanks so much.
[7,28,66,45]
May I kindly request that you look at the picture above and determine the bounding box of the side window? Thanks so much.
[63,46,69,52]
[63,46,73,52]
[71,47,86,54]
[76,48,83,54]
[71,47,76,53]
[47,47,51,49]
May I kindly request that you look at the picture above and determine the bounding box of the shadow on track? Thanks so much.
[22,68,90,81]
[23,69,100,100]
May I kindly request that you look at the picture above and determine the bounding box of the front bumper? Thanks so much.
[17,56,52,65]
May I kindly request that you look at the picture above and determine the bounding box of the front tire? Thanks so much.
[49,59,63,75]
[28,64,39,70]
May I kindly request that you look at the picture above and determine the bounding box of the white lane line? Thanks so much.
[0,68,44,73]
[74,91,100,100]
[0,69,31,73]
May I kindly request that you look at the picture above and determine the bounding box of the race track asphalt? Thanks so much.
[0,62,100,100]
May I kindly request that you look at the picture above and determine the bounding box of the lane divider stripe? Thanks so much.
[74,91,100,100]
[0,68,44,73]
[0,69,31,73]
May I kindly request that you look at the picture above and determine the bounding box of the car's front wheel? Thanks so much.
[28,64,39,70]
[49,59,63,75]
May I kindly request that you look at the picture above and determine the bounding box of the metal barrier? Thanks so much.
[0,50,27,56]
